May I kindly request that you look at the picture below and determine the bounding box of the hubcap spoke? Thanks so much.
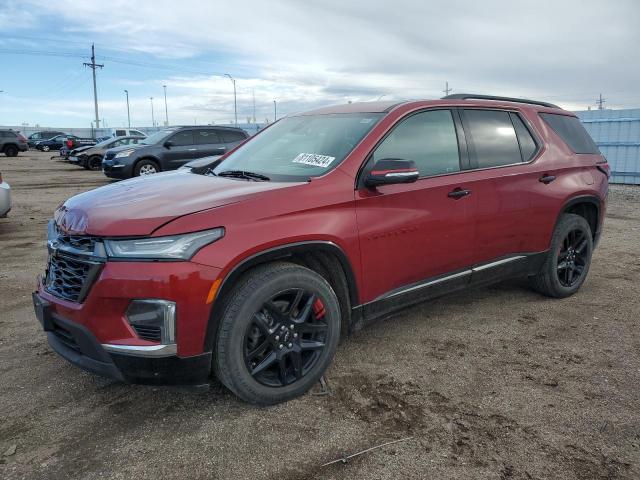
[250,351,277,376]
[298,321,328,333]
[288,289,304,317]
[575,238,588,254]
[300,340,325,351]
[247,338,270,361]
[291,350,303,379]
[278,357,289,385]
[294,294,316,323]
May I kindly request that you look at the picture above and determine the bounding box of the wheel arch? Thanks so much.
[134,156,162,172]
[202,241,359,352]
[559,195,601,240]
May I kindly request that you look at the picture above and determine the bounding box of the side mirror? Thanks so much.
[364,158,419,188]
[163,140,173,148]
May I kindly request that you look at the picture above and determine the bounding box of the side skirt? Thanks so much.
[350,251,548,332]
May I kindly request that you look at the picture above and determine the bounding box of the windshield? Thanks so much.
[212,113,383,181]
[141,129,176,145]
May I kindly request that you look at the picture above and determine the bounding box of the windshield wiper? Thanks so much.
[217,170,270,181]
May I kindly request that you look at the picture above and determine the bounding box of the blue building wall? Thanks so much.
[574,108,640,185]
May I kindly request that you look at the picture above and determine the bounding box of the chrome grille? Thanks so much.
[44,221,105,303]
[44,253,102,303]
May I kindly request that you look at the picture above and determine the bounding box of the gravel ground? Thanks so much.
[1,151,639,480]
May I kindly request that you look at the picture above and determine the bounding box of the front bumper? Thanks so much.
[34,257,222,387]
[34,292,213,386]
[102,158,134,178]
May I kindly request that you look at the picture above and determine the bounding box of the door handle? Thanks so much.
[188,148,197,151]
[448,188,471,199]
[539,174,556,184]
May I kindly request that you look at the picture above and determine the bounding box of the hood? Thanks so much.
[55,170,302,236]
[181,155,222,170]
[71,145,93,155]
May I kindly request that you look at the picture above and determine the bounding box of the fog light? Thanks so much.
[125,300,176,344]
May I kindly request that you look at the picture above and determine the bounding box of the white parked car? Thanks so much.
[107,128,147,138]
[0,171,11,217]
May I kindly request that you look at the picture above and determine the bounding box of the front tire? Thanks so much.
[133,159,159,176]
[529,213,593,298]
[41,145,50,152]
[215,262,341,405]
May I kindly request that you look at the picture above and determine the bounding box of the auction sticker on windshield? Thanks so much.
[293,153,336,168]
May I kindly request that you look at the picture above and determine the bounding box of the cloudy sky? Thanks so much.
[0,0,639,128]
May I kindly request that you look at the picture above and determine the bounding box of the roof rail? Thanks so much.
[442,93,560,109]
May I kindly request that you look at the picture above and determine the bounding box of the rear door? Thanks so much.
[355,108,477,307]
[164,130,196,169]
[194,129,226,157]
[458,108,559,272]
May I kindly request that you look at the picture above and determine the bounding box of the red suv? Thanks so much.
[33,94,609,404]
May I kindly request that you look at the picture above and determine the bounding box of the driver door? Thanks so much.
[355,109,477,308]
[165,130,196,169]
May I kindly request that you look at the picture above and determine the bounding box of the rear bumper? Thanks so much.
[19,143,28,152]
[0,181,11,217]
[35,293,212,386]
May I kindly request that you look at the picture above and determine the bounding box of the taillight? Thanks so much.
[596,157,611,179]
[18,134,27,142]
[0,172,3,183]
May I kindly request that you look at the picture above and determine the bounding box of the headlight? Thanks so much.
[104,227,224,260]
[114,149,135,158]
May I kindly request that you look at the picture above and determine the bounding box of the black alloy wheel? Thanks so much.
[244,289,328,387]
[557,228,589,287]
[214,262,341,405]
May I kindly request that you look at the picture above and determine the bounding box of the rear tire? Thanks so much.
[529,213,593,298]
[215,262,341,405]
[133,159,159,176]
[4,145,18,157]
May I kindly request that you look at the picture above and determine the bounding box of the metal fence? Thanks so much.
[574,108,640,185]
[0,123,266,139]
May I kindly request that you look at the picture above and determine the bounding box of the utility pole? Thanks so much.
[252,89,256,123]
[273,100,277,122]
[596,93,606,110]
[224,74,238,124]
[163,85,169,126]
[83,44,103,129]
[150,97,155,127]
[443,81,452,96]
[124,90,131,128]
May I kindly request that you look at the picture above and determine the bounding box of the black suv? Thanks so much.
[27,131,66,148]
[1,130,29,156]
[102,126,249,178]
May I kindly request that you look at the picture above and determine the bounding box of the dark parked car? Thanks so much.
[33,94,608,405]
[102,126,248,178]
[1,130,29,156]
[69,136,145,170]
[27,131,66,148]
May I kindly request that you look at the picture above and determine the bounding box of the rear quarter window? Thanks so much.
[220,130,247,143]
[539,113,600,154]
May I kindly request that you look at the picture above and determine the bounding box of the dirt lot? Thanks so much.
[0,150,639,480]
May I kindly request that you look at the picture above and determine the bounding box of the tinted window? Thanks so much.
[539,113,599,154]
[115,129,127,137]
[219,130,247,143]
[510,113,537,161]
[130,130,145,137]
[372,109,460,177]
[464,109,522,168]
[195,129,221,145]
[170,130,194,146]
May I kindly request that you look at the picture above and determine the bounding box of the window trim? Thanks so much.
[356,107,469,189]
[168,129,196,146]
[458,107,542,172]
